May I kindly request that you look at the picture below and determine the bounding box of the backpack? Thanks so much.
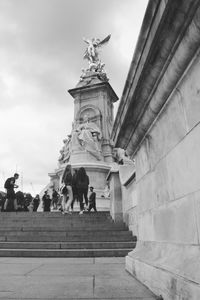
[4,178,11,189]
[60,184,67,195]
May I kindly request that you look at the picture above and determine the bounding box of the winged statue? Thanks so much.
[83,34,111,64]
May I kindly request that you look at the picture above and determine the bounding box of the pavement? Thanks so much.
[0,257,156,299]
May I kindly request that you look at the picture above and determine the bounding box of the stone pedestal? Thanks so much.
[49,72,118,211]
[68,76,118,163]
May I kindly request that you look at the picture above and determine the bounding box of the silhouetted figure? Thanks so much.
[15,191,25,211]
[33,194,40,211]
[24,193,33,211]
[52,189,59,210]
[0,193,6,212]
[61,164,73,214]
[42,191,51,212]
[76,167,89,214]
[88,186,97,212]
[71,169,78,211]
[4,173,19,211]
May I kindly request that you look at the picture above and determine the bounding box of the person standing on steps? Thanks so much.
[61,164,73,214]
[71,169,78,212]
[4,173,19,211]
[52,189,59,210]
[76,167,89,215]
[42,191,51,212]
[33,194,40,212]
[88,186,97,212]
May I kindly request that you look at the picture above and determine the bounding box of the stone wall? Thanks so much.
[126,53,200,299]
[111,0,200,298]
[108,165,137,229]
[119,166,138,236]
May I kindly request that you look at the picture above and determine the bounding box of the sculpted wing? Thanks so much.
[97,34,111,47]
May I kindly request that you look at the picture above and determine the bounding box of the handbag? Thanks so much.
[60,184,68,195]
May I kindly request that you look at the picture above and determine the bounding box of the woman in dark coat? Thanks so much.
[61,164,73,214]
[76,167,89,214]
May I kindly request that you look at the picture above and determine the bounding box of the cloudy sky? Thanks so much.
[0,0,148,195]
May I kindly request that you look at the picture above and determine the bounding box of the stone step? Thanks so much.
[0,224,127,231]
[0,218,117,224]
[0,212,111,219]
[0,211,135,257]
[0,241,136,249]
[0,219,114,225]
[0,248,133,257]
[0,231,133,242]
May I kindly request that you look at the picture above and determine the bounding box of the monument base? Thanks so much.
[71,161,111,211]
[126,242,200,299]
[51,161,111,211]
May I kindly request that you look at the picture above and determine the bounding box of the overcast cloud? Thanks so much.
[0,0,148,195]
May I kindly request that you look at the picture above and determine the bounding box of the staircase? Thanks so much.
[0,211,136,257]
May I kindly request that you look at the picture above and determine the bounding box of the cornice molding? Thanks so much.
[112,0,200,156]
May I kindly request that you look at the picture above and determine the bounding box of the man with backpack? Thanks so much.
[4,173,19,211]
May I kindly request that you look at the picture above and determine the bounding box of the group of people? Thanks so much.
[60,165,97,214]
[0,173,40,212]
[1,166,97,214]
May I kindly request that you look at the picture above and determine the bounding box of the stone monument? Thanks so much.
[49,35,118,210]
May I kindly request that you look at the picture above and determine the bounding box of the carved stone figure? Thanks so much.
[58,135,72,166]
[58,149,64,165]
[72,118,102,160]
[113,148,134,165]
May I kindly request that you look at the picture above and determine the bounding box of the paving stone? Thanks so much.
[0,257,156,299]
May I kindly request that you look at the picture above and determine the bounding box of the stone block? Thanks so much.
[119,165,135,185]
[179,54,200,131]
[135,141,150,181]
[154,158,171,206]
[121,182,137,213]
[138,211,155,241]
[166,123,200,200]
[109,169,123,222]
[139,194,198,244]
[138,158,171,213]
[147,88,187,169]
[193,190,200,244]
[135,123,200,215]
[126,242,200,299]
[137,170,156,213]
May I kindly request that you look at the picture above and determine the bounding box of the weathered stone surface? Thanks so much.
[121,181,138,236]
[147,89,187,169]
[166,123,200,200]
[153,194,198,243]
[108,168,123,222]
[135,140,150,182]
[126,242,200,300]
[0,212,135,257]
[111,0,200,298]
[0,257,156,299]
[193,190,200,244]
[137,169,156,213]
[179,54,200,131]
